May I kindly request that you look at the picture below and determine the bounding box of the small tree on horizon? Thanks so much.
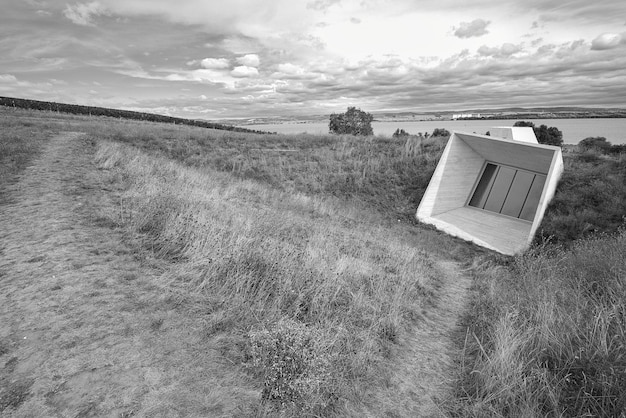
[329,107,374,136]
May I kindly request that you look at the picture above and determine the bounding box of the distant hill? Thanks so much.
[0,96,273,135]
[230,106,626,126]
[374,107,626,121]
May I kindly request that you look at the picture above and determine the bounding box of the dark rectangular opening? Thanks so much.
[468,162,546,221]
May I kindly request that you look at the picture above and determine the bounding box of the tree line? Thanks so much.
[0,96,272,135]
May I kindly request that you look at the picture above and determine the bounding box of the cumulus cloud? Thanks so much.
[63,1,109,26]
[591,33,624,50]
[201,58,230,69]
[478,43,522,57]
[277,63,303,74]
[231,66,259,77]
[274,63,317,79]
[453,19,490,38]
[236,54,260,67]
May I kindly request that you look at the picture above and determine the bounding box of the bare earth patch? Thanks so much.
[0,133,256,417]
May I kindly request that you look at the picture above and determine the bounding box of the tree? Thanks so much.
[578,137,612,153]
[513,121,563,146]
[329,107,374,136]
[431,128,450,137]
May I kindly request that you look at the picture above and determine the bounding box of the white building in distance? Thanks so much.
[452,113,482,119]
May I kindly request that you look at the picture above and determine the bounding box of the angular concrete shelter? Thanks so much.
[416,127,563,255]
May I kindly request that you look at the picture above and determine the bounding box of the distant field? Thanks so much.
[1,106,624,417]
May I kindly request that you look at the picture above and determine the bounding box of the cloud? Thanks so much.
[0,74,18,83]
[63,1,109,26]
[274,63,317,79]
[453,19,490,39]
[591,33,625,50]
[201,58,230,69]
[477,43,523,57]
[236,54,260,67]
[350,17,361,24]
[231,66,259,77]
[306,0,341,11]
[277,63,304,73]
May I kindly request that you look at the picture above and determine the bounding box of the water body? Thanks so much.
[240,118,626,145]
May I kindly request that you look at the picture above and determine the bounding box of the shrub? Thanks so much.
[537,153,626,244]
[329,107,374,136]
[514,121,563,146]
[248,319,335,413]
[431,128,450,137]
[578,137,612,154]
[392,128,409,138]
[609,144,626,155]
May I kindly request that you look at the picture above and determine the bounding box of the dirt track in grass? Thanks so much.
[366,259,472,417]
[0,133,256,417]
[0,131,473,417]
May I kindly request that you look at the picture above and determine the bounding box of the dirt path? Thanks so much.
[0,133,256,417]
[367,258,472,417]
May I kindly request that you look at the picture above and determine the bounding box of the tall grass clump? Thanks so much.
[456,230,626,417]
[94,141,440,414]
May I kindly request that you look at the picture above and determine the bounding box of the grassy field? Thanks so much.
[1,106,624,416]
[84,112,626,416]
[1,107,474,416]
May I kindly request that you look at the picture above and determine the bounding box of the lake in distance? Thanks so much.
[239,118,626,145]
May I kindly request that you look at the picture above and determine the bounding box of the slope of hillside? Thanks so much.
[1,109,476,416]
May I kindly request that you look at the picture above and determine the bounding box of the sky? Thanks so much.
[1,0,626,119]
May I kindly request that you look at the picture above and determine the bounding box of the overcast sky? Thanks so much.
[1,0,625,119]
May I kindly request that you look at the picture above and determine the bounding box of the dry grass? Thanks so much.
[455,231,626,417]
[11,106,623,416]
[0,110,57,195]
[94,140,447,414]
[1,106,475,416]
[84,120,449,227]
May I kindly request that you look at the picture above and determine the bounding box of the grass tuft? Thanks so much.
[456,230,626,417]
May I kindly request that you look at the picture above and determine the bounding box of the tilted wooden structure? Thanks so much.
[416,127,563,255]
